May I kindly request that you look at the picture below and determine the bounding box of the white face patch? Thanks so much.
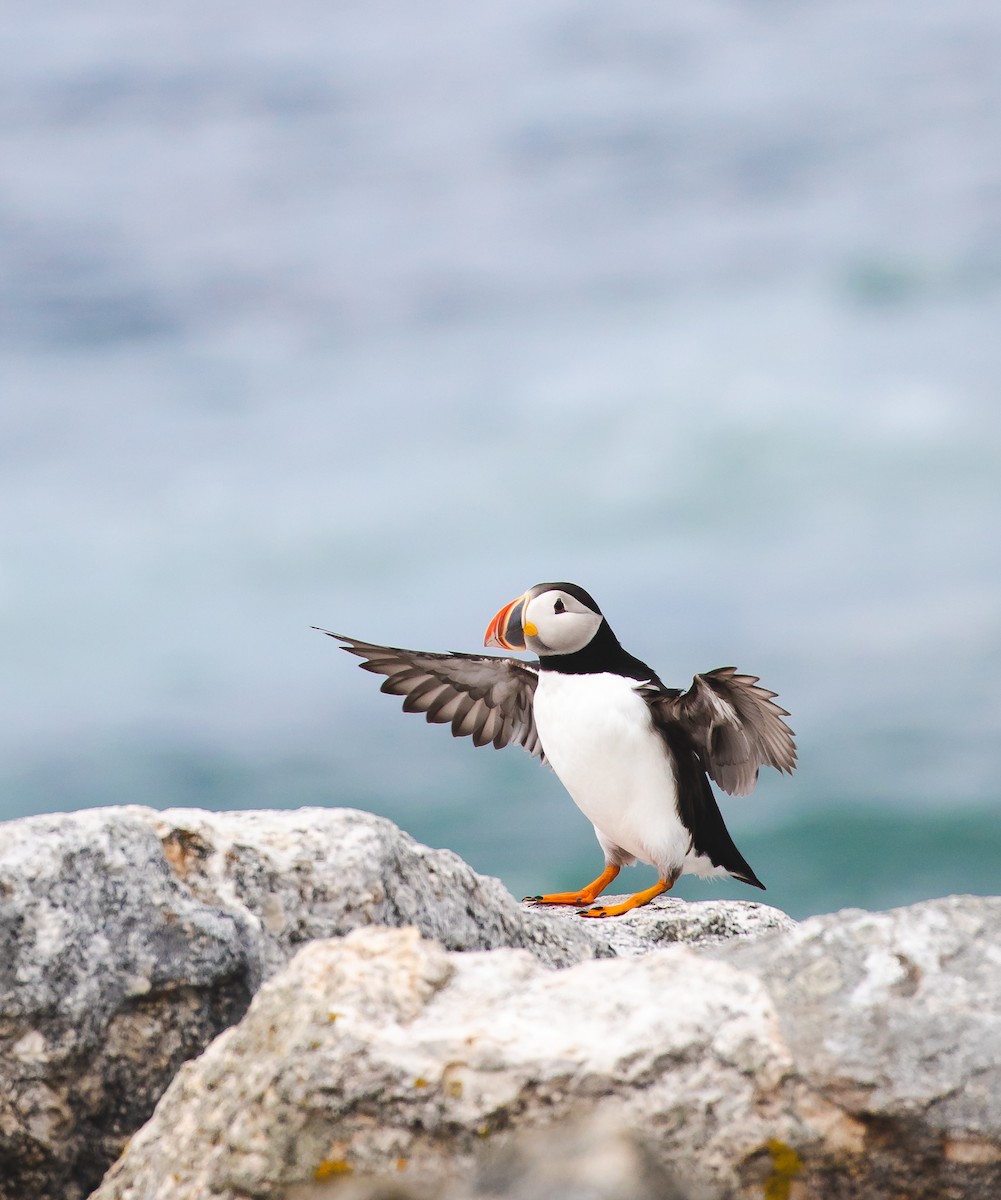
[524,589,603,656]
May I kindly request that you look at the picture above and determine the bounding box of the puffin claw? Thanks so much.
[576,879,675,917]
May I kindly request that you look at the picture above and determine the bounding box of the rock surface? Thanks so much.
[0,811,258,1200]
[0,805,788,1200]
[4,805,999,1200]
[328,1114,694,1200]
[715,894,1001,1195]
[143,806,793,971]
[94,925,787,1200]
[93,900,1001,1200]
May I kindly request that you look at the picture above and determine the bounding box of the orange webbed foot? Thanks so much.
[523,864,620,908]
[576,878,674,918]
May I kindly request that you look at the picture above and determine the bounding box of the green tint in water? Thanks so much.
[730,805,1001,918]
[4,738,997,921]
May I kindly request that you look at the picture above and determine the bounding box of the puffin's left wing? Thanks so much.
[315,630,545,759]
[645,668,796,796]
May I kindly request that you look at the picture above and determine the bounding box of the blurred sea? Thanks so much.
[2,1,1000,918]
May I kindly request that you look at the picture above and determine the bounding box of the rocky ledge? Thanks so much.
[0,806,998,1200]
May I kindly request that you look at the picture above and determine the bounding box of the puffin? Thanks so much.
[316,582,796,918]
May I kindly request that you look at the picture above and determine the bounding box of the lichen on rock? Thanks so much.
[2,805,1000,1200]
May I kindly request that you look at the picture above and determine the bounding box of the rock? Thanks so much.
[0,810,259,1200]
[0,805,789,1200]
[92,899,1001,1200]
[3,804,999,1200]
[289,1113,692,1200]
[531,891,793,952]
[144,806,793,970]
[93,926,789,1200]
[713,895,1001,1196]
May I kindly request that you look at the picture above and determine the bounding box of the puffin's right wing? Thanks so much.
[645,667,796,796]
[315,630,545,759]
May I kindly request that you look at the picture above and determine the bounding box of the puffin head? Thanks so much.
[484,582,604,656]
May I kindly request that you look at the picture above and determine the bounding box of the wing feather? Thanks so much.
[646,666,796,796]
[449,693,475,737]
[315,630,544,761]
[400,678,445,713]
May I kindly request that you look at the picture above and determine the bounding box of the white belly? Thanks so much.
[533,671,694,876]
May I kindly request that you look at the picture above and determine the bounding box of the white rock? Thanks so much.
[0,804,789,1200]
[144,805,792,970]
[94,897,1001,1200]
[93,926,794,1200]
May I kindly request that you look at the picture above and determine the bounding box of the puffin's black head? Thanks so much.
[484,582,604,656]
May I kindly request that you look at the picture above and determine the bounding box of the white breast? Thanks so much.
[532,671,693,876]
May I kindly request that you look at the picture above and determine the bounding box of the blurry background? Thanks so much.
[2,1,999,918]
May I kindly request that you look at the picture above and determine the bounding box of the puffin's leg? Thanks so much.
[523,864,620,907]
[577,874,676,918]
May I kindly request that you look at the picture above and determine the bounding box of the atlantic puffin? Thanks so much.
[316,582,796,917]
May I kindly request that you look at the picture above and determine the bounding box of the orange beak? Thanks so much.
[484,592,529,650]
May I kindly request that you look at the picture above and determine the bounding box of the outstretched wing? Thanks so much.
[315,630,545,759]
[645,667,796,796]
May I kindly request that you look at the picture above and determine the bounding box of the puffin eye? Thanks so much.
[554,598,566,614]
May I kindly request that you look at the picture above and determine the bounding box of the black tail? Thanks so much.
[666,727,765,889]
[689,772,765,889]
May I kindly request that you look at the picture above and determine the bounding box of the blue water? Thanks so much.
[2,1,1000,918]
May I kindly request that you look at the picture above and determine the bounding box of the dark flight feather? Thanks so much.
[315,630,545,759]
[644,667,797,797]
